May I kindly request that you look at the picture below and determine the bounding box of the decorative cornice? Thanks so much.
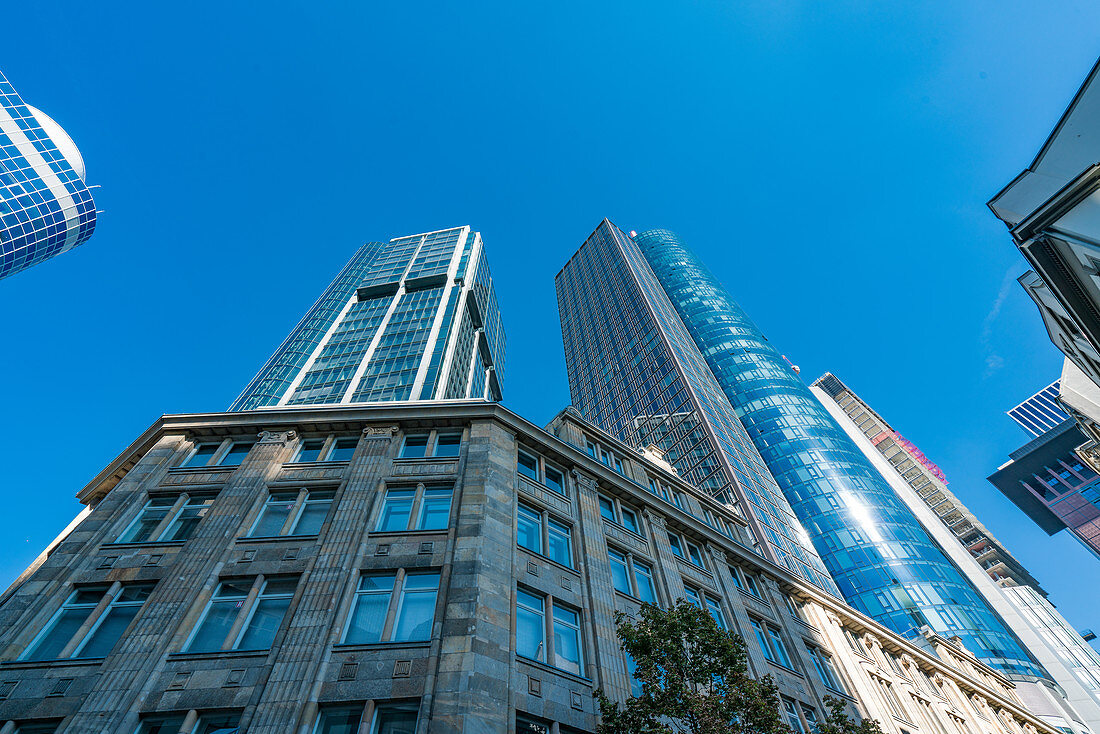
[257,430,296,445]
[362,425,400,439]
[706,545,728,564]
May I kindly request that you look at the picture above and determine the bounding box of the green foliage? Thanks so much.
[813,696,884,734]
[594,600,882,734]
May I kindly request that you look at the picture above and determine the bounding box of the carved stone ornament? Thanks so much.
[257,430,297,445]
[362,425,399,438]
[707,545,728,564]
[900,654,917,669]
[862,633,881,649]
[824,610,842,627]
[644,510,666,528]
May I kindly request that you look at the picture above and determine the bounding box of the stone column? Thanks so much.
[574,471,632,699]
[249,425,397,733]
[426,420,515,733]
[643,510,686,604]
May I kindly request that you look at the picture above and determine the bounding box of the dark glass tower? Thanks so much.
[557,220,838,593]
[629,227,1043,678]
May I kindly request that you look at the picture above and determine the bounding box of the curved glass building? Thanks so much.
[0,70,97,280]
[557,220,837,593]
[625,227,1043,679]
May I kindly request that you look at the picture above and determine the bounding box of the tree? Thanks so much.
[594,600,883,734]
[813,696,885,734]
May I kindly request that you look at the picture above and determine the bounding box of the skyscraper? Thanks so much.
[0,70,97,280]
[232,225,504,410]
[814,372,1042,592]
[814,372,1100,733]
[558,221,1044,681]
[556,220,838,594]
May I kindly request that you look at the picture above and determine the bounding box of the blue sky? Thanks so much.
[4,2,1100,642]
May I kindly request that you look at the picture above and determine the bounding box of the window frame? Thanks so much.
[516,446,568,496]
[313,702,420,734]
[137,712,243,734]
[399,429,464,459]
[597,493,644,537]
[374,484,454,533]
[516,502,574,568]
[246,487,336,538]
[682,586,727,629]
[808,644,846,693]
[21,583,155,661]
[291,435,361,464]
[340,569,441,645]
[607,546,659,605]
[183,576,297,653]
[115,492,216,545]
[514,586,587,677]
[666,530,705,569]
[750,617,794,669]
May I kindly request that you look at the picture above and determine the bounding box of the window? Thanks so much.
[248,488,335,537]
[185,577,296,652]
[683,587,726,629]
[375,485,453,532]
[783,698,807,734]
[625,650,644,697]
[517,714,550,734]
[741,570,761,597]
[515,588,585,676]
[607,548,657,604]
[343,571,439,644]
[10,724,62,734]
[666,531,704,568]
[315,703,419,734]
[116,494,215,544]
[517,447,566,495]
[783,595,803,621]
[585,440,597,457]
[400,430,463,459]
[434,433,462,457]
[22,584,154,660]
[598,493,643,535]
[313,705,410,733]
[180,440,253,468]
[182,443,219,467]
[138,713,241,734]
[874,675,908,721]
[293,436,360,463]
[517,504,572,567]
[750,618,792,668]
[399,434,430,458]
[218,441,254,467]
[802,707,818,733]
[808,646,845,692]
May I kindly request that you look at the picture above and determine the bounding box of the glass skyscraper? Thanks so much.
[558,220,1043,679]
[0,70,97,280]
[232,225,504,410]
[556,220,837,593]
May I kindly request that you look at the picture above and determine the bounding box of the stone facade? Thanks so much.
[0,402,1059,734]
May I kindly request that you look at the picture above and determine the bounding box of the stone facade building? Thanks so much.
[0,401,1061,734]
